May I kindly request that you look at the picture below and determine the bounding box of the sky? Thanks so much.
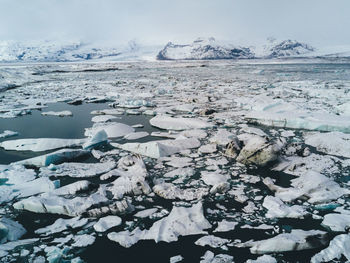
[0,0,349,47]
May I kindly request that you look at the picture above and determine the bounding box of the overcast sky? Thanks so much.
[0,0,349,47]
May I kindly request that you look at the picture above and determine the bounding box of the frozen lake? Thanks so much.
[0,60,350,263]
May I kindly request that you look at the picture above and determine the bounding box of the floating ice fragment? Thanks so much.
[321,213,350,232]
[214,220,238,233]
[262,196,308,219]
[304,131,350,158]
[85,122,134,138]
[83,129,108,149]
[15,149,89,167]
[71,234,95,248]
[0,138,86,152]
[91,115,118,123]
[93,216,122,232]
[0,130,18,139]
[41,111,72,117]
[241,229,328,254]
[39,161,116,178]
[113,137,200,158]
[0,218,26,244]
[311,234,350,262]
[246,255,277,263]
[195,235,230,248]
[150,115,213,130]
[123,132,149,140]
[35,217,88,236]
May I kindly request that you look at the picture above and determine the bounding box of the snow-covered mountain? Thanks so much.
[264,39,315,58]
[157,38,254,60]
[0,40,160,63]
[0,38,350,63]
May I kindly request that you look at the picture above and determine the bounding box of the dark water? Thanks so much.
[0,102,159,164]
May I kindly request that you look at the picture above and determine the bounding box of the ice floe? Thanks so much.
[113,137,200,158]
[93,215,122,232]
[0,138,86,152]
[150,115,213,130]
[241,229,328,254]
[311,234,350,262]
[41,111,73,117]
[85,122,134,138]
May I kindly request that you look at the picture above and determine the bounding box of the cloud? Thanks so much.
[0,0,348,47]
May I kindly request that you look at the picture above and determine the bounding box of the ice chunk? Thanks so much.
[0,138,86,152]
[264,171,350,204]
[311,234,350,262]
[91,115,118,123]
[71,234,95,247]
[170,255,184,263]
[321,213,350,232]
[304,131,350,158]
[0,130,18,139]
[39,161,116,178]
[123,132,149,140]
[93,215,122,232]
[246,108,350,133]
[214,220,238,233]
[242,229,328,254]
[246,255,277,263]
[85,122,134,138]
[108,202,211,247]
[107,227,144,248]
[0,218,26,244]
[198,144,217,154]
[142,202,211,243]
[195,235,230,248]
[200,251,234,263]
[262,196,308,219]
[53,181,91,196]
[0,177,58,204]
[41,111,73,117]
[153,183,208,201]
[35,217,88,235]
[150,115,213,130]
[83,129,108,149]
[15,149,89,167]
[134,208,158,218]
[201,171,230,186]
[13,191,108,216]
[209,129,236,145]
[113,137,200,158]
[236,134,281,166]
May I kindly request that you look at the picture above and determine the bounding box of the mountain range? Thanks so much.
[0,38,349,62]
